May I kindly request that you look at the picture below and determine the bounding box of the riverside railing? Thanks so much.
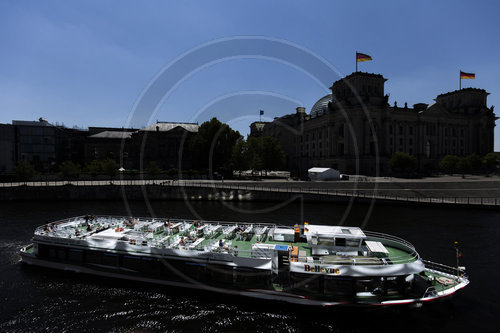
[2,179,500,207]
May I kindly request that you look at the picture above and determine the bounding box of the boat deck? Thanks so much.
[34,215,419,265]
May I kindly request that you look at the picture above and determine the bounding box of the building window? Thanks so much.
[399,138,403,145]
[399,126,403,135]
[389,125,393,134]
[409,126,413,135]
[409,138,413,145]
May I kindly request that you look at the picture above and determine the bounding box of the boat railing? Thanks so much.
[362,230,420,264]
[422,259,465,278]
[363,230,416,250]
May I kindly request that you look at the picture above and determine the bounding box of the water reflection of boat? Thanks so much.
[20,215,469,306]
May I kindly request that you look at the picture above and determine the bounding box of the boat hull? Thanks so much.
[19,244,468,307]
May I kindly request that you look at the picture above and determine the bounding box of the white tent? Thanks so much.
[308,167,340,180]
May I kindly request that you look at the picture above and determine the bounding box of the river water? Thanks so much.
[0,199,498,332]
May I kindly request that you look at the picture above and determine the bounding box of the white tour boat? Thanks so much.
[20,215,469,306]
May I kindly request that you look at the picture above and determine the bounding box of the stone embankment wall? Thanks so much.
[1,181,499,208]
[0,185,348,203]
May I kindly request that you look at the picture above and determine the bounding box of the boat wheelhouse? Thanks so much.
[20,215,469,306]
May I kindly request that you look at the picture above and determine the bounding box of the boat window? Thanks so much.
[324,276,353,295]
[207,265,233,284]
[335,238,346,247]
[346,238,360,247]
[49,247,57,258]
[86,251,102,264]
[122,255,142,271]
[139,257,158,275]
[355,277,381,293]
[68,248,83,262]
[317,237,334,246]
[292,273,321,292]
[102,253,118,267]
[57,247,67,260]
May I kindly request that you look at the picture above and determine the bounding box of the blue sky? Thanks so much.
[1,0,499,150]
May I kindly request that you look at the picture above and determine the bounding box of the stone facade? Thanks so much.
[0,120,199,174]
[250,72,497,175]
[0,124,15,173]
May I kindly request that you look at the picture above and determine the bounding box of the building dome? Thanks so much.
[310,94,332,118]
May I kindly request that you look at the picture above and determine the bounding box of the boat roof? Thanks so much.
[305,225,366,238]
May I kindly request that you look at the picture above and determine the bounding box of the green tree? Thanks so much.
[483,152,500,172]
[189,118,242,174]
[101,158,119,177]
[59,161,81,179]
[145,161,162,176]
[86,160,102,177]
[465,153,482,173]
[261,136,286,172]
[246,136,264,173]
[439,155,460,174]
[14,160,36,181]
[388,152,417,174]
[230,139,249,174]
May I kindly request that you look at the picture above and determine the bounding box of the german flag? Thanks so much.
[356,52,372,62]
[460,71,475,79]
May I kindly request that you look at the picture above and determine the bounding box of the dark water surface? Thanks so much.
[0,199,499,332]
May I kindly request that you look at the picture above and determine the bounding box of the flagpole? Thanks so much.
[355,51,358,72]
[459,71,461,90]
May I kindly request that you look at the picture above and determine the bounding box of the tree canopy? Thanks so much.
[483,152,500,172]
[389,152,417,173]
[439,155,460,174]
[231,136,285,174]
[189,118,242,173]
[14,160,36,181]
[59,161,81,179]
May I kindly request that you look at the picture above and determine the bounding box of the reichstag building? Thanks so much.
[250,72,497,175]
